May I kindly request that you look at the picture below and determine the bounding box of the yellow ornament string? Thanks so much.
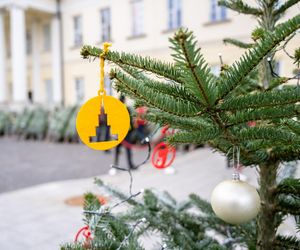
[99,42,112,97]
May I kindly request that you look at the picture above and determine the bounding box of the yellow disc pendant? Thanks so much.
[76,95,130,150]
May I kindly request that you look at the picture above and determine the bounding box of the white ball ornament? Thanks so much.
[211,175,260,225]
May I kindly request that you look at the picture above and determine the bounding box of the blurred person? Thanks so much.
[134,106,147,139]
[112,96,136,171]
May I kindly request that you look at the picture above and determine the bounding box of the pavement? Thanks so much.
[0,140,298,250]
[0,137,146,193]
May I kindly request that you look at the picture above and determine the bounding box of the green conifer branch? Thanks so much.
[225,104,300,125]
[218,0,262,16]
[226,72,263,96]
[219,87,300,111]
[116,65,201,104]
[81,45,182,84]
[223,38,254,49]
[189,193,257,249]
[189,194,214,215]
[274,0,300,16]
[111,70,202,117]
[94,179,141,207]
[113,80,149,107]
[167,128,220,145]
[170,29,216,106]
[233,127,299,143]
[275,235,300,250]
[270,144,300,162]
[265,77,289,90]
[281,119,300,135]
[276,178,300,196]
[244,139,289,152]
[276,194,300,215]
[145,109,212,131]
[217,14,300,101]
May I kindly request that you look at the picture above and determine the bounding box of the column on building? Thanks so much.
[51,14,62,105]
[10,5,27,103]
[0,10,7,103]
[31,20,42,103]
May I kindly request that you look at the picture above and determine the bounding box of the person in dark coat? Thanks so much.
[113,96,136,170]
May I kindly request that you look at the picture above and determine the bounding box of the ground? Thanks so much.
[0,137,146,193]
[0,138,296,250]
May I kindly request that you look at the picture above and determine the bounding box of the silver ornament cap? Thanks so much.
[211,178,260,225]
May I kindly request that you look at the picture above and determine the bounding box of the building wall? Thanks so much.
[59,0,300,105]
[2,0,300,106]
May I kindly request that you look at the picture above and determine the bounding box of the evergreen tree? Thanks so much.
[65,0,300,249]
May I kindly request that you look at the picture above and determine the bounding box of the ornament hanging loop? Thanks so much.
[98,89,107,97]
[230,146,240,181]
[99,42,112,95]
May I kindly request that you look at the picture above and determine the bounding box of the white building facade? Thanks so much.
[0,0,298,108]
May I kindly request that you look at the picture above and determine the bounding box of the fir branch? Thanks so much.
[265,77,289,90]
[143,81,201,106]
[225,104,300,125]
[281,119,300,135]
[217,14,300,101]
[219,87,300,111]
[145,108,213,131]
[270,144,300,162]
[218,0,262,16]
[167,128,220,145]
[94,179,141,207]
[114,80,147,106]
[170,29,216,106]
[223,38,253,49]
[189,194,257,250]
[61,243,87,250]
[276,178,300,196]
[275,235,300,250]
[226,73,263,97]
[274,0,300,16]
[244,139,286,152]
[209,135,269,165]
[81,45,182,84]
[233,127,299,143]
[111,70,203,117]
[189,194,214,215]
[276,196,300,215]
[117,65,200,105]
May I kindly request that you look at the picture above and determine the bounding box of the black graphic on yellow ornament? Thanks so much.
[76,95,130,150]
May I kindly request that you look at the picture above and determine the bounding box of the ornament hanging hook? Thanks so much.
[232,146,240,180]
[227,146,240,180]
[98,42,112,97]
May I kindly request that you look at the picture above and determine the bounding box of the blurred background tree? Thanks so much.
[63,0,300,249]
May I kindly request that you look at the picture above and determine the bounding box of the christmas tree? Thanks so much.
[63,0,300,249]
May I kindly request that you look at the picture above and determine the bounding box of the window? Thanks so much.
[43,23,51,51]
[73,15,83,46]
[45,79,53,104]
[75,77,84,103]
[131,0,144,36]
[100,8,111,42]
[26,30,32,55]
[210,0,227,22]
[168,0,182,30]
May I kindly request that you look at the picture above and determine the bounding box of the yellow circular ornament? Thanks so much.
[76,95,130,150]
[76,43,130,151]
